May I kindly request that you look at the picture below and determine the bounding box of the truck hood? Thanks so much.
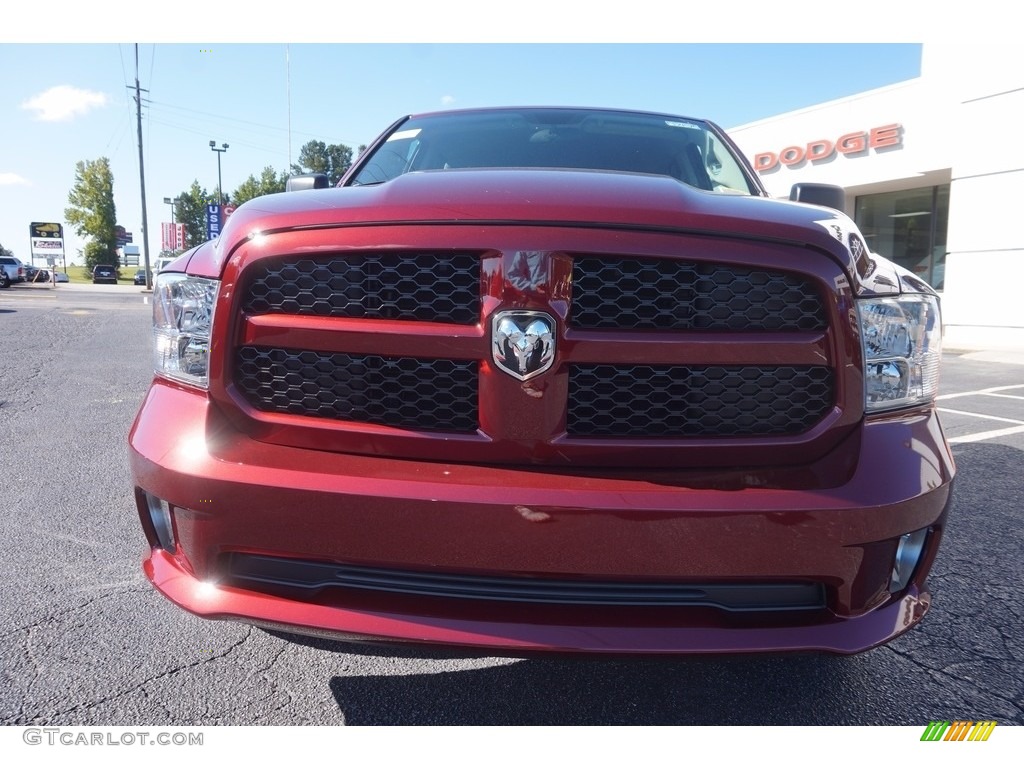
[195,169,862,278]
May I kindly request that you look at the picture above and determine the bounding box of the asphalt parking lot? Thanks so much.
[0,282,1021,727]
[936,370,1024,445]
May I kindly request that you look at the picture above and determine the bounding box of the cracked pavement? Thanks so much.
[1,286,1021,725]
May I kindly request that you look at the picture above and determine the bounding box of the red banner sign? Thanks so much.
[161,222,186,251]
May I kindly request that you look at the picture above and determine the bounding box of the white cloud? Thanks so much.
[21,85,109,122]
[0,172,29,186]
[441,95,456,106]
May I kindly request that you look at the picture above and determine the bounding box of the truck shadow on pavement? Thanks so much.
[325,653,867,725]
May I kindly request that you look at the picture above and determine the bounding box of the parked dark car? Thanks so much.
[92,265,118,284]
[26,266,51,283]
[130,107,954,655]
[134,269,150,286]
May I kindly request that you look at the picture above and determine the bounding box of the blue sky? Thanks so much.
[1,41,925,266]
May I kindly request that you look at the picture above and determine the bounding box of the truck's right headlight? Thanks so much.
[858,295,941,412]
[153,273,219,389]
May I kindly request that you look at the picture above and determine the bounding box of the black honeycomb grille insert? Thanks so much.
[235,346,479,432]
[243,252,480,324]
[571,256,827,331]
[569,364,833,437]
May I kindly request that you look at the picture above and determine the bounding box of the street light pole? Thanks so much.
[209,141,229,204]
[163,196,176,224]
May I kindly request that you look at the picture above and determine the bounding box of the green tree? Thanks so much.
[173,180,214,249]
[65,157,118,272]
[0,241,13,259]
[232,166,288,206]
[291,140,353,186]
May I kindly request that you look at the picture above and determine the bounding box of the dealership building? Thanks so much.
[728,45,1023,350]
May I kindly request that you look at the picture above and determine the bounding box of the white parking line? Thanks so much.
[937,384,1024,443]
[981,392,1024,401]
[936,384,1024,401]
[948,425,1024,444]
[937,407,1024,426]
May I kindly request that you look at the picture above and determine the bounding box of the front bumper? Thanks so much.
[129,380,955,655]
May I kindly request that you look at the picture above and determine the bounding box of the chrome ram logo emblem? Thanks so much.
[491,311,556,381]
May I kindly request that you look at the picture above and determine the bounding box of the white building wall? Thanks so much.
[929,46,1024,348]
[727,44,1024,349]
[729,79,949,208]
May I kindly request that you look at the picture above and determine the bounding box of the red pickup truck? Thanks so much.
[129,107,954,654]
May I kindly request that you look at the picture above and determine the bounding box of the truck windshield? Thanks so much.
[349,108,758,195]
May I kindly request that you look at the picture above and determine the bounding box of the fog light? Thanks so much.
[144,492,177,553]
[890,528,928,592]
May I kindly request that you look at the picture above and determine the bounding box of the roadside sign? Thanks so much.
[30,222,63,239]
[121,244,141,267]
[161,222,185,251]
[115,225,133,246]
[206,204,222,240]
[29,221,65,261]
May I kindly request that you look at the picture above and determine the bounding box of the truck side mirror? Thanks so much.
[789,183,846,212]
[285,173,331,192]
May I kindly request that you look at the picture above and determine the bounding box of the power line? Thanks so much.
[143,97,361,147]
[115,44,137,151]
[146,45,155,168]
[145,115,290,158]
[144,104,291,143]
[103,111,132,156]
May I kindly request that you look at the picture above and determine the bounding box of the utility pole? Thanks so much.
[134,44,153,290]
[287,44,292,171]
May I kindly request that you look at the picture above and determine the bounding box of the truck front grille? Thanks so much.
[572,256,827,331]
[235,346,479,432]
[242,251,480,324]
[568,364,834,437]
[230,246,840,451]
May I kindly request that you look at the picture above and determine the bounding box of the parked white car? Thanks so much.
[0,256,25,285]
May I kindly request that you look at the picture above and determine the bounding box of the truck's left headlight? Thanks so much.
[153,273,219,389]
[858,294,941,412]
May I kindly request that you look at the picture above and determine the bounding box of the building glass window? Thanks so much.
[854,184,949,290]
